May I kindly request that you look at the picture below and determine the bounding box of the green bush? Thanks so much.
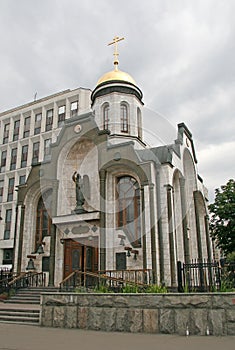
[145,284,168,293]
[93,284,112,293]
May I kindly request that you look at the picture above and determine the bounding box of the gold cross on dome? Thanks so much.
[108,36,124,69]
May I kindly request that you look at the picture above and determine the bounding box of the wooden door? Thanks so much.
[63,239,98,278]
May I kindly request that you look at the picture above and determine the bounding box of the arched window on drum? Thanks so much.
[103,103,110,130]
[120,103,129,133]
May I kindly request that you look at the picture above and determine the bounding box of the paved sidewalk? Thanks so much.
[0,324,234,350]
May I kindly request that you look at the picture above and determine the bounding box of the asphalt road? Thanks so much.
[0,324,234,350]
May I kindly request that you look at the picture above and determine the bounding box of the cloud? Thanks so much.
[0,0,234,201]
[197,141,235,200]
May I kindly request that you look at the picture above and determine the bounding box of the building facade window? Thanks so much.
[7,177,15,202]
[0,180,4,203]
[23,116,31,138]
[32,142,40,164]
[0,150,7,173]
[58,105,66,127]
[44,138,51,158]
[3,249,13,265]
[35,190,52,251]
[46,109,53,131]
[10,148,17,170]
[13,120,20,141]
[120,103,129,133]
[21,145,28,168]
[70,101,78,117]
[137,107,142,139]
[103,104,110,130]
[19,175,26,185]
[34,113,42,135]
[3,123,10,144]
[117,176,141,247]
[4,209,12,240]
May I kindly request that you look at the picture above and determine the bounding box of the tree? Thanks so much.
[209,179,235,256]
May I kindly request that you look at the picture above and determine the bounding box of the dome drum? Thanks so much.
[91,80,143,105]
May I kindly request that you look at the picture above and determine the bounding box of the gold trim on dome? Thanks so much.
[97,69,136,86]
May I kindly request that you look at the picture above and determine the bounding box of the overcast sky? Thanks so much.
[0,0,234,201]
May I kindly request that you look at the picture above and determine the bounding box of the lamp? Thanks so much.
[118,234,125,246]
[26,258,36,270]
[124,246,132,257]
[60,238,65,245]
[36,242,45,254]
[132,250,139,260]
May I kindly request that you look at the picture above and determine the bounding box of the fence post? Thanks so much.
[177,261,184,292]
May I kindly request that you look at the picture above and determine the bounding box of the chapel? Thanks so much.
[0,37,212,288]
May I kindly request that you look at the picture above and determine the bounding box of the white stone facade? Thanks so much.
[0,64,212,288]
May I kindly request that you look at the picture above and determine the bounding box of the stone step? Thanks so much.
[0,309,39,315]
[4,287,59,305]
[0,309,40,325]
[4,299,40,304]
[10,294,40,299]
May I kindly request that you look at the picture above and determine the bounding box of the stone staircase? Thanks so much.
[0,287,58,325]
[0,308,40,325]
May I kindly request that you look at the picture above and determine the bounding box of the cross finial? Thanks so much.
[108,36,124,70]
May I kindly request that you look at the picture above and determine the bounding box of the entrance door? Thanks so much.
[63,239,98,278]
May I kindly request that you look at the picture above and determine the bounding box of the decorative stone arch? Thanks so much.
[183,148,198,260]
[183,148,197,193]
[98,158,152,273]
[18,177,53,272]
[172,169,184,263]
[193,190,212,262]
[56,137,99,216]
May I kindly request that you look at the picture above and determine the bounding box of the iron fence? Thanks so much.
[177,260,221,292]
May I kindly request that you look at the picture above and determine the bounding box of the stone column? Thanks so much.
[140,186,147,271]
[48,180,59,286]
[155,167,164,284]
[179,177,190,264]
[149,184,157,283]
[166,185,176,287]
[193,191,203,262]
[17,204,25,274]
[99,169,106,271]
[12,204,19,273]
[204,215,212,262]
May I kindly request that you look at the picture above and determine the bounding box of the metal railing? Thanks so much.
[0,271,46,295]
[177,260,221,292]
[98,269,152,285]
[59,269,152,292]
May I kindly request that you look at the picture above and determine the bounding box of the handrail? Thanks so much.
[8,273,26,287]
[60,271,76,285]
[59,269,151,292]
[1,271,46,296]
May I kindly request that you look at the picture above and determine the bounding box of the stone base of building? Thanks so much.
[40,293,235,336]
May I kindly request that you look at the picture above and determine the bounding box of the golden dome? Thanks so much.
[97,68,136,86]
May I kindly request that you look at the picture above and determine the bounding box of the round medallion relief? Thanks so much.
[74,124,82,133]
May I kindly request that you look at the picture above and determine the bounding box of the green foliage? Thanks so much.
[145,284,168,293]
[121,284,140,293]
[93,284,112,293]
[209,179,235,255]
[8,288,16,297]
[226,252,235,263]
[74,286,88,293]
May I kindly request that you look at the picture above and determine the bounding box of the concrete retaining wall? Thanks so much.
[40,293,235,336]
